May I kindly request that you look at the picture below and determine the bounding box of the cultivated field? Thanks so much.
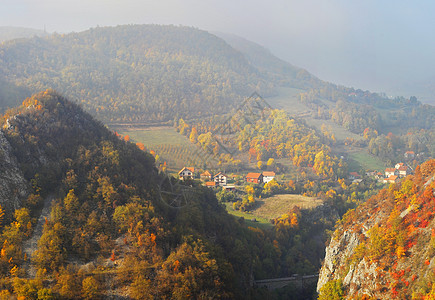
[116,126,191,147]
[224,193,324,229]
[348,150,387,172]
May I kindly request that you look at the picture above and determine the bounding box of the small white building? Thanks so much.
[262,171,276,183]
[397,166,409,178]
[178,167,195,180]
[214,172,227,186]
[385,168,399,178]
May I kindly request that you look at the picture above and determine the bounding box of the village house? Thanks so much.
[200,170,212,181]
[349,172,362,180]
[385,168,399,178]
[262,171,276,183]
[397,165,409,178]
[178,167,195,180]
[375,172,384,180]
[404,151,415,159]
[383,175,399,184]
[214,172,227,186]
[395,163,404,169]
[223,185,236,191]
[205,181,216,188]
[246,172,263,184]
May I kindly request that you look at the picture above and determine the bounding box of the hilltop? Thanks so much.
[317,159,435,299]
[0,24,294,123]
[0,26,48,43]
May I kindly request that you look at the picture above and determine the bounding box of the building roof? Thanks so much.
[200,170,211,176]
[246,172,262,179]
[385,168,396,173]
[405,151,415,154]
[214,172,227,177]
[178,167,195,175]
[349,172,361,177]
[398,166,408,171]
[387,175,398,181]
[262,171,276,177]
[205,181,216,187]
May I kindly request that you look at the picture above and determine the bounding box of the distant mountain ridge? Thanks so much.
[0,24,317,123]
[0,26,48,43]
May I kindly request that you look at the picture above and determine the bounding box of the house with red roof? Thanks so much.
[246,172,263,184]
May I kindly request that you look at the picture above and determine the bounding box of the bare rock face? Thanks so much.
[0,130,29,213]
[317,230,360,291]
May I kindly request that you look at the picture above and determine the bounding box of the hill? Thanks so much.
[317,159,435,299]
[0,25,282,123]
[0,27,48,43]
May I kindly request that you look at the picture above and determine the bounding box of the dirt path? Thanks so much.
[23,195,54,277]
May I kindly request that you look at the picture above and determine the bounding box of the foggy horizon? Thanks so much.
[2,0,435,104]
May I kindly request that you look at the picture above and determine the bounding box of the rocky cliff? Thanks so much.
[317,159,435,299]
[0,129,29,213]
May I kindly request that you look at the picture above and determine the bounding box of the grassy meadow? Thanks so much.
[224,194,324,229]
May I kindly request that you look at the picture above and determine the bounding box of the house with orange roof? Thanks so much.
[385,168,399,178]
[205,181,216,188]
[395,163,404,169]
[404,151,415,159]
[178,167,195,180]
[246,172,263,184]
[262,171,276,183]
[397,165,409,178]
[384,175,399,184]
[200,170,212,181]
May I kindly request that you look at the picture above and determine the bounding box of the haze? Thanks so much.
[2,0,435,104]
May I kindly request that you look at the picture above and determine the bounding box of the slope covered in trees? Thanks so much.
[317,159,435,299]
[0,25,295,123]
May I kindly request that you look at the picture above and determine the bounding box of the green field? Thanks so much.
[266,87,310,115]
[116,126,192,147]
[348,150,387,172]
[116,126,207,171]
[267,87,363,142]
[224,193,323,229]
[304,117,362,141]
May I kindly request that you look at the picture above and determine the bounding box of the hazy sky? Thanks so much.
[2,0,435,102]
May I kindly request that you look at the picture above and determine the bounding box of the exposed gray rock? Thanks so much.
[0,130,29,213]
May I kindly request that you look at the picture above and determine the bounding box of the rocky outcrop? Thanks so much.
[0,130,29,213]
[317,160,435,299]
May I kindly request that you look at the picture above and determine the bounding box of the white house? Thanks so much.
[178,167,195,180]
[385,168,399,178]
[397,166,409,178]
[214,172,227,186]
[262,171,276,183]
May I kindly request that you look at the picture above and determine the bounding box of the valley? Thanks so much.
[0,24,433,299]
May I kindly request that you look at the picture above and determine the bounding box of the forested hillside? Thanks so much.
[317,159,435,299]
[0,25,284,123]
